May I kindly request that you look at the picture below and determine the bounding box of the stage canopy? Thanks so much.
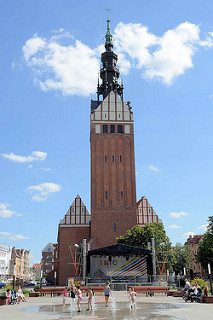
[88,243,151,256]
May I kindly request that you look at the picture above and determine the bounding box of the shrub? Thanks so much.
[191,277,208,290]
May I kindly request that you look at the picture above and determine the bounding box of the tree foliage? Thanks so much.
[116,223,171,274]
[168,243,193,275]
[196,216,213,272]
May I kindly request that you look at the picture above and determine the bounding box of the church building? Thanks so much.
[55,19,162,285]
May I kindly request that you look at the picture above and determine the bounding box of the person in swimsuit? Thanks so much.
[87,287,93,310]
[76,286,82,312]
[129,287,137,309]
[62,286,69,308]
[104,281,112,307]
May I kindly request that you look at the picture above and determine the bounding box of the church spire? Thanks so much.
[97,17,123,101]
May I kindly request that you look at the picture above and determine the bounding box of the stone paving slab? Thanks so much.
[0,292,213,320]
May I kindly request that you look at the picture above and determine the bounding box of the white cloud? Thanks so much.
[198,224,208,231]
[28,164,33,168]
[22,23,213,95]
[0,232,11,236]
[114,22,200,84]
[0,203,23,218]
[183,231,195,239]
[23,32,99,96]
[40,167,50,171]
[168,224,182,229]
[28,182,61,201]
[2,151,47,163]
[170,211,188,218]
[9,234,29,240]
[148,165,159,173]
[23,35,46,62]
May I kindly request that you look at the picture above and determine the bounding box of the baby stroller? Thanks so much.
[10,289,18,304]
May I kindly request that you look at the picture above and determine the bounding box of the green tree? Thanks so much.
[169,243,193,275]
[116,223,171,274]
[196,216,213,272]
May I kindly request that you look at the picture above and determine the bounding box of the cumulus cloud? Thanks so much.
[183,231,195,239]
[22,23,213,95]
[114,22,200,84]
[23,32,99,96]
[169,211,188,218]
[2,151,47,163]
[198,224,208,231]
[9,234,29,240]
[168,224,182,229]
[28,182,61,201]
[0,203,23,218]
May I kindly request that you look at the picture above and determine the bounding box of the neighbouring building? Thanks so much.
[137,196,162,226]
[0,244,12,279]
[9,247,30,281]
[41,242,56,276]
[185,234,203,278]
[31,263,42,280]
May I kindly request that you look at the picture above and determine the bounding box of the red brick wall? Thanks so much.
[57,225,90,285]
[91,132,137,249]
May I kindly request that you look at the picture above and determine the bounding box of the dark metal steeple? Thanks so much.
[97,18,123,101]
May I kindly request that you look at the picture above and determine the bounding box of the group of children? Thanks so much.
[62,282,137,311]
[62,285,93,312]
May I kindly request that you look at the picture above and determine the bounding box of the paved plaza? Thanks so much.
[0,291,213,320]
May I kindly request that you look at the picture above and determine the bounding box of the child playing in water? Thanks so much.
[76,286,82,312]
[87,287,93,311]
[104,281,112,307]
[62,286,69,308]
[129,287,137,309]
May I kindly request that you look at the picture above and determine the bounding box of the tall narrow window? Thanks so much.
[105,191,108,199]
[105,155,107,162]
[112,155,114,162]
[118,125,123,133]
[113,223,116,232]
[121,191,123,200]
[110,125,115,133]
[120,155,122,162]
[103,125,108,133]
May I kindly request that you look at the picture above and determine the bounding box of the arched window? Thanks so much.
[105,191,108,199]
[121,191,123,200]
[113,223,116,232]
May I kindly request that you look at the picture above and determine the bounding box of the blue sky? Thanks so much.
[0,0,213,265]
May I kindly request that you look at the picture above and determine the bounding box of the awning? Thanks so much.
[88,244,151,256]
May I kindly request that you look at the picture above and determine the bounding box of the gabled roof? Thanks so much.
[88,243,151,256]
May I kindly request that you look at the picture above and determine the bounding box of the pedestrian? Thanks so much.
[17,286,27,302]
[76,285,82,312]
[104,281,112,307]
[87,287,93,311]
[129,287,137,309]
[5,289,11,305]
[62,286,69,308]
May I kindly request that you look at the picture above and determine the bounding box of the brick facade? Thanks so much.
[90,92,137,249]
[57,195,90,285]
[137,196,162,226]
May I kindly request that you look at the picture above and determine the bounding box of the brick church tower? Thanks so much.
[90,19,137,249]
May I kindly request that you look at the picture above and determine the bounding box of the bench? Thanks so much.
[35,286,105,297]
[128,286,168,295]
[0,297,7,306]
[203,296,213,303]
[29,292,41,297]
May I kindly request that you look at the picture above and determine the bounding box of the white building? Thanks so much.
[0,244,12,279]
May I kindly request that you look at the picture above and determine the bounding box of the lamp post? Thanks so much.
[208,263,213,295]
[151,238,156,282]
[54,271,56,287]
[40,269,43,289]
[13,263,16,290]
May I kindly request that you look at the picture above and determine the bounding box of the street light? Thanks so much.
[13,263,16,290]
[208,263,213,295]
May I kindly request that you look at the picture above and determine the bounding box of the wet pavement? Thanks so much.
[1,292,213,320]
